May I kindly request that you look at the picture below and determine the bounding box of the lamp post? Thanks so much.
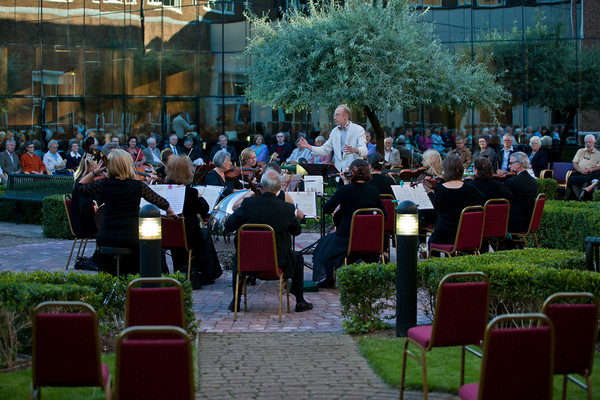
[395,200,419,337]
[139,204,162,280]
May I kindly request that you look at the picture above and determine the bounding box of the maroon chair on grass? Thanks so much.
[509,193,545,248]
[235,223,289,323]
[344,208,385,265]
[113,326,194,400]
[125,277,185,338]
[459,313,555,400]
[542,292,599,400]
[161,217,193,279]
[31,301,110,400]
[428,206,485,258]
[63,194,96,269]
[482,198,510,251]
[400,272,490,400]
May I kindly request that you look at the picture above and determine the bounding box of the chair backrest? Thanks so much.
[125,277,185,330]
[527,193,546,234]
[552,162,573,181]
[453,206,485,253]
[482,199,510,240]
[477,314,554,400]
[347,208,384,256]
[32,301,104,388]
[114,326,194,400]
[62,194,77,237]
[161,217,190,251]
[237,223,280,280]
[381,196,396,235]
[542,292,599,376]
[430,272,490,348]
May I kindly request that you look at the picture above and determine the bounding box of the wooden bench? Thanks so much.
[1,173,74,224]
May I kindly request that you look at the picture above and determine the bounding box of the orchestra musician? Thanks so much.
[125,136,146,165]
[165,155,222,285]
[366,152,395,197]
[205,149,243,198]
[465,157,513,201]
[76,149,174,276]
[312,159,385,288]
[70,153,104,239]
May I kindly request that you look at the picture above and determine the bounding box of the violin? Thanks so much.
[83,136,108,166]
[134,165,162,184]
[410,175,444,190]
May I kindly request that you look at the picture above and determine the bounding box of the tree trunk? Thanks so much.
[364,106,385,154]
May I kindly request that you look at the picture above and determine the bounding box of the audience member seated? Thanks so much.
[494,133,516,175]
[395,136,422,168]
[466,157,513,201]
[383,137,401,167]
[268,132,293,164]
[182,137,206,166]
[43,140,66,174]
[527,136,548,178]
[310,136,332,164]
[425,156,485,247]
[21,141,47,174]
[503,151,537,233]
[65,139,83,171]
[540,135,561,166]
[142,137,163,168]
[367,152,395,197]
[125,136,145,165]
[209,135,238,163]
[566,134,600,200]
[473,135,496,162]
[365,131,377,155]
[165,134,184,157]
[447,136,472,170]
[0,139,22,175]
[431,128,446,154]
[286,138,313,165]
[250,134,269,163]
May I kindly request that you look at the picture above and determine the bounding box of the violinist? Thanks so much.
[155,148,174,182]
[421,149,443,179]
[70,153,104,239]
[183,137,206,166]
[367,152,395,197]
[125,136,146,166]
[312,159,385,288]
[205,149,243,197]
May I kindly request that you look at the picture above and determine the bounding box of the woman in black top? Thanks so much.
[77,149,173,275]
[466,157,513,201]
[166,155,222,285]
[367,152,395,197]
[426,155,485,246]
[205,149,243,198]
[312,159,386,288]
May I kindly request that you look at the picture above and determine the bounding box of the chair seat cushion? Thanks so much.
[429,243,454,252]
[458,383,478,400]
[408,325,432,348]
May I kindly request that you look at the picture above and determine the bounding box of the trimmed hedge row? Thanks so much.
[41,195,72,239]
[337,249,595,334]
[535,178,558,200]
[538,200,600,251]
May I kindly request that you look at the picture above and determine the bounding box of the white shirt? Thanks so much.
[43,151,63,172]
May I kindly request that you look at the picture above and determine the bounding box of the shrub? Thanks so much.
[0,199,42,224]
[535,178,557,200]
[41,195,72,239]
[538,200,600,251]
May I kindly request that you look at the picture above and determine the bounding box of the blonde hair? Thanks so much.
[74,154,94,181]
[422,149,442,177]
[240,147,256,166]
[166,155,194,185]
[107,149,136,180]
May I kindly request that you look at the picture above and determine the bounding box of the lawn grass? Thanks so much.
[358,337,600,399]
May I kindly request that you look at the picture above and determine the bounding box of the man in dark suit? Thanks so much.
[269,132,294,164]
[209,135,237,162]
[504,151,537,233]
[494,133,516,174]
[0,139,22,175]
[224,170,313,313]
[166,134,184,157]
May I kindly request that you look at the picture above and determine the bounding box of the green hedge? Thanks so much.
[337,249,595,334]
[41,195,72,239]
[535,178,558,200]
[538,200,600,251]
[0,198,43,224]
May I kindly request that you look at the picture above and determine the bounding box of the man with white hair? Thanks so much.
[504,151,537,234]
[298,104,367,173]
[566,134,600,199]
[143,137,163,167]
[209,134,237,162]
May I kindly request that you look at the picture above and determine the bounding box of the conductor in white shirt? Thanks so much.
[298,105,367,173]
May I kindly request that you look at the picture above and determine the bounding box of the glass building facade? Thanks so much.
[0,0,593,145]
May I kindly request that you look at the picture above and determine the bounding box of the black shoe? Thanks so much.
[295,301,313,312]
[317,277,335,289]
[228,299,241,312]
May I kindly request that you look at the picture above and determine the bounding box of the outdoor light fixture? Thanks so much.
[139,204,162,280]
[395,200,419,337]
[139,205,162,240]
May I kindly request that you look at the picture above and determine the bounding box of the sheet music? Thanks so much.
[391,184,434,210]
[282,174,303,191]
[287,191,318,218]
[140,184,186,215]
[304,175,324,194]
[193,185,225,212]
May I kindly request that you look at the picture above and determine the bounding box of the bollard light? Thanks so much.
[139,204,162,281]
[395,200,419,337]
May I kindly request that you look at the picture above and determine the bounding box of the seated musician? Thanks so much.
[165,155,222,285]
[421,149,442,179]
[224,169,313,313]
[466,157,513,201]
[425,155,485,248]
[205,149,243,198]
[367,152,395,197]
[70,154,104,239]
[182,137,206,166]
[20,141,47,174]
[155,148,174,182]
[312,159,386,288]
[239,147,259,189]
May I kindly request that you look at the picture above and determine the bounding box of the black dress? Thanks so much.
[428,183,485,245]
[368,173,395,197]
[205,169,243,198]
[77,178,169,275]
[312,183,385,282]
[70,180,100,238]
[466,178,513,202]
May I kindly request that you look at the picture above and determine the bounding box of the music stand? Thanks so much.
[192,164,212,186]
[300,163,338,179]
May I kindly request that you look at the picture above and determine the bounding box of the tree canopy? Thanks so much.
[244,0,509,135]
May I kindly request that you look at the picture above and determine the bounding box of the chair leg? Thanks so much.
[587,375,592,400]
[400,340,409,400]
[562,374,568,400]
[66,238,78,269]
[401,339,429,400]
[460,346,466,386]
[243,278,248,311]
[285,279,290,313]
[234,275,241,321]
[278,276,283,323]
[533,233,539,248]
[187,251,192,281]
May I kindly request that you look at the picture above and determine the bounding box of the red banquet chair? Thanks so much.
[31,301,111,400]
[235,223,289,323]
[344,208,385,265]
[63,194,96,269]
[125,277,185,337]
[161,217,194,280]
[509,193,545,248]
[428,206,485,258]
[400,272,490,400]
[542,292,599,400]
[482,198,510,251]
[113,326,194,400]
[459,313,555,400]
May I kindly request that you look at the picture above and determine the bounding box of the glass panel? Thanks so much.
[84,98,125,136]
[84,48,127,96]
[164,51,197,96]
[127,97,163,137]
